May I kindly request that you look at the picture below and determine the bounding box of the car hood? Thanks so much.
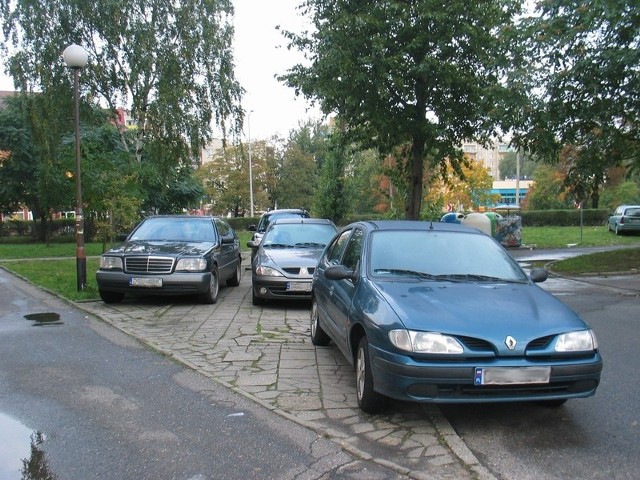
[105,240,215,257]
[373,280,587,338]
[257,247,324,267]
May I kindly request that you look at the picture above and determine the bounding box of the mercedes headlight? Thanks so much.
[100,256,122,270]
[175,258,207,272]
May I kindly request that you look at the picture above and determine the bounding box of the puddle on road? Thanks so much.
[23,313,64,327]
[0,412,56,479]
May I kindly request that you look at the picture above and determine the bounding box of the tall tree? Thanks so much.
[520,0,640,177]
[1,0,244,165]
[280,0,525,219]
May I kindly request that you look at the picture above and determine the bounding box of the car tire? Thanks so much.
[227,258,241,287]
[252,289,263,306]
[201,267,219,304]
[99,290,124,304]
[356,336,388,414]
[310,300,331,346]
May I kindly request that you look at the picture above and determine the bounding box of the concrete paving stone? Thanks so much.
[223,350,261,362]
[235,373,277,386]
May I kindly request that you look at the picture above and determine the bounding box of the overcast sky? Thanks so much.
[0,0,323,141]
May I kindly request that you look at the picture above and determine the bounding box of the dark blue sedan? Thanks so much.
[310,221,603,413]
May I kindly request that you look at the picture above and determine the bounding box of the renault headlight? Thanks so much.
[555,330,598,352]
[255,266,283,277]
[389,330,464,354]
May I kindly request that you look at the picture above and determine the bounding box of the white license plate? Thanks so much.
[287,282,311,292]
[474,367,551,385]
[129,277,163,288]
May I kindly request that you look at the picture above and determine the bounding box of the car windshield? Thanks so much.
[369,230,528,282]
[130,218,216,242]
[262,223,336,248]
[258,212,308,232]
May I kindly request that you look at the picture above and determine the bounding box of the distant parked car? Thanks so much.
[249,218,337,305]
[96,215,242,304]
[607,205,640,235]
[311,220,603,413]
[247,209,310,257]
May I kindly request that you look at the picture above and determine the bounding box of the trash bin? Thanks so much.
[462,212,492,235]
[441,212,464,223]
[483,212,502,237]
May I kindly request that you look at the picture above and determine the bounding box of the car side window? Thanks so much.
[342,229,363,270]
[326,229,352,264]
[214,218,234,239]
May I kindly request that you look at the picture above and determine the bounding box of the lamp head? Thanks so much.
[63,44,89,69]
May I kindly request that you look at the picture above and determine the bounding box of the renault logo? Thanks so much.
[505,336,517,350]
[300,267,308,276]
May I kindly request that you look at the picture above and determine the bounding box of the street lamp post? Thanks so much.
[63,44,89,291]
[248,110,254,217]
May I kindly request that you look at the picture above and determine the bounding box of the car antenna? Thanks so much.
[429,221,434,230]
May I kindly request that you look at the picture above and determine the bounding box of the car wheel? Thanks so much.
[252,289,263,306]
[310,300,331,346]
[356,336,388,414]
[227,258,241,287]
[99,290,124,304]
[201,267,219,304]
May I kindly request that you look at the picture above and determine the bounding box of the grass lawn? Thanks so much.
[0,226,638,301]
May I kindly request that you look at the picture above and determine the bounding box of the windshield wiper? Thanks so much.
[438,274,524,283]
[263,243,292,249]
[294,242,326,248]
[373,269,446,280]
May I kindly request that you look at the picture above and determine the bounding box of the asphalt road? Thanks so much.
[439,251,640,480]
[0,268,403,480]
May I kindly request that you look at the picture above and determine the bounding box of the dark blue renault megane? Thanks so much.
[310,221,603,413]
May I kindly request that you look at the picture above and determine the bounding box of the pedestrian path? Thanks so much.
[81,273,489,480]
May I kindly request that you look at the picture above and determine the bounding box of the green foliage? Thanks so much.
[1,0,243,163]
[280,0,526,219]
[600,181,640,211]
[520,1,640,175]
[313,145,348,224]
[523,164,573,210]
[499,151,537,180]
[521,209,609,227]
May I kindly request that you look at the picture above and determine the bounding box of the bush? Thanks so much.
[521,209,609,227]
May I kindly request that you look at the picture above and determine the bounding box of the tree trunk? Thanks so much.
[405,138,425,220]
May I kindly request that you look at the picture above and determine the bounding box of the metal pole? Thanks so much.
[73,68,86,291]
[248,112,254,217]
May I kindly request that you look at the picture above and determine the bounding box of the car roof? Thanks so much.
[144,215,221,220]
[270,217,335,226]
[344,219,482,234]
[261,208,308,216]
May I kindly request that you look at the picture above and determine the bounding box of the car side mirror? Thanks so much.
[529,267,548,283]
[324,264,357,281]
[247,240,259,249]
[248,225,256,232]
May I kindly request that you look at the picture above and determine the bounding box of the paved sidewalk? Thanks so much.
[80,271,488,480]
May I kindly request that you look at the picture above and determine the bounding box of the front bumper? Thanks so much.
[252,275,312,301]
[96,270,211,296]
[369,343,603,403]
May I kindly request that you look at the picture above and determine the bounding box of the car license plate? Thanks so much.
[287,282,311,292]
[474,367,551,385]
[129,277,163,288]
